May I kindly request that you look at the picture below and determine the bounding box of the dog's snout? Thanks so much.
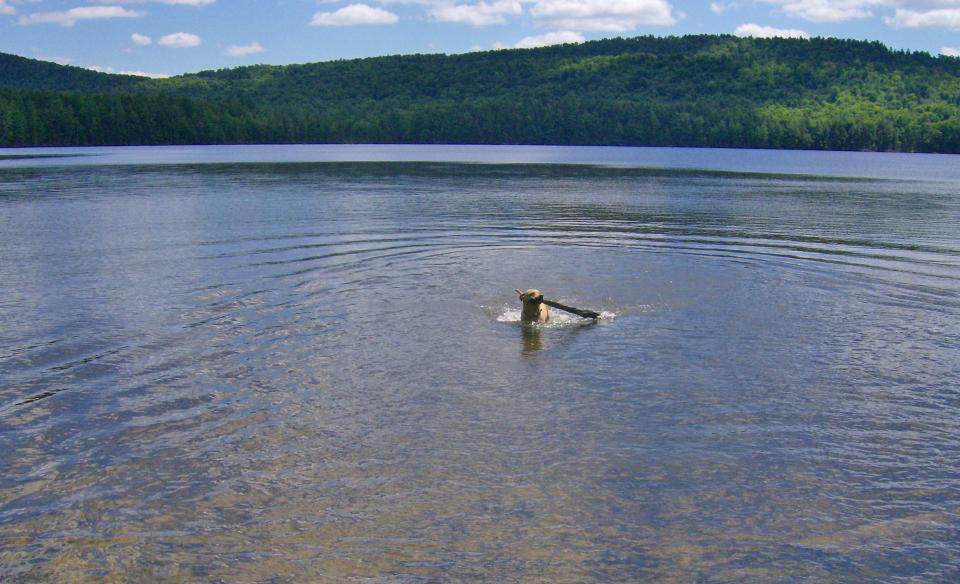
[515,287,550,323]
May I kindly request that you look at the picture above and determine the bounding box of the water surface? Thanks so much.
[1,145,959,582]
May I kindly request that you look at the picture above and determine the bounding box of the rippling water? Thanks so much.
[1,146,959,582]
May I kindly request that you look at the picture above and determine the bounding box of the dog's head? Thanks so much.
[515,288,544,307]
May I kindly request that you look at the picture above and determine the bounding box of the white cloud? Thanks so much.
[158,32,201,48]
[735,22,810,37]
[125,70,170,78]
[311,4,399,25]
[87,65,170,78]
[760,0,960,26]
[224,41,264,57]
[758,0,892,23]
[429,1,522,25]
[783,0,877,21]
[885,7,960,29]
[512,30,585,48]
[372,0,960,31]
[529,0,676,31]
[372,0,445,5]
[942,46,960,57]
[18,6,145,26]
[710,1,740,14]
[101,0,215,5]
[36,54,75,66]
[0,1,15,16]
[131,32,152,45]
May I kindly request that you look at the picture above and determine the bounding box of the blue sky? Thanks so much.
[1,0,959,77]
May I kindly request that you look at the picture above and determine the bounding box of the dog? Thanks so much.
[515,288,550,323]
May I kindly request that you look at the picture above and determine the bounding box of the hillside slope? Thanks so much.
[0,52,141,93]
[2,35,960,152]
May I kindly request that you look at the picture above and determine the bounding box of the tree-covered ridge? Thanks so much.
[2,35,960,152]
[149,36,960,105]
[0,53,142,93]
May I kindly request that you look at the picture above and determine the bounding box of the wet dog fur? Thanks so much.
[515,288,550,323]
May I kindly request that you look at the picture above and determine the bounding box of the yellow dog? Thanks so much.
[515,288,550,323]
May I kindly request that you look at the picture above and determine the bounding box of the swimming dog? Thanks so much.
[515,288,550,323]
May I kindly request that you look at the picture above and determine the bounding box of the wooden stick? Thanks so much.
[543,299,601,320]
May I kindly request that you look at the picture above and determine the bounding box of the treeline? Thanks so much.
[0,89,264,145]
[2,35,960,152]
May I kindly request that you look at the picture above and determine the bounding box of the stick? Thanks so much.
[543,299,602,320]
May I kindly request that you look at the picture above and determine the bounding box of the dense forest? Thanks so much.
[2,35,960,152]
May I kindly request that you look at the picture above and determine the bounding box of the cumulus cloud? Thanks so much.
[131,32,153,45]
[36,54,75,65]
[512,30,585,48]
[0,1,15,16]
[311,4,398,25]
[735,22,810,37]
[757,0,893,23]
[710,2,727,14]
[942,47,960,57]
[429,1,522,25]
[100,0,215,5]
[784,0,877,22]
[885,7,960,29]
[756,0,960,28]
[158,32,201,48]
[18,6,146,26]
[347,0,960,32]
[224,42,264,57]
[87,65,170,78]
[529,0,676,32]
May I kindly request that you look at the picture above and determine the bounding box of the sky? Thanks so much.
[1,0,959,78]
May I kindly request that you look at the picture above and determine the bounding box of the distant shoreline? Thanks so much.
[2,144,958,184]
[0,154,80,160]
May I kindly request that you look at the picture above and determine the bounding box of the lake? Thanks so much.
[1,145,959,582]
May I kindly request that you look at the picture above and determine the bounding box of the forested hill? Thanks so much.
[3,35,960,152]
[0,53,141,92]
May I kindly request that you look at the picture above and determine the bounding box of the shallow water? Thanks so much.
[1,146,959,582]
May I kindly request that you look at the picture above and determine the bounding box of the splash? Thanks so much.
[495,304,615,326]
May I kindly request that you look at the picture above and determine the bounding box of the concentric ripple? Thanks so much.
[1,149,959,582]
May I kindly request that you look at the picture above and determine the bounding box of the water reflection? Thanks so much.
[520,324,544,353]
